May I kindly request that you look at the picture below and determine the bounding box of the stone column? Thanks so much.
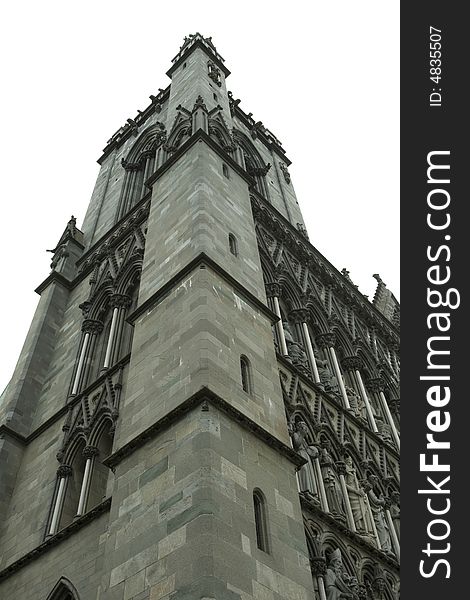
[102,294,131,369]
[314,456,329,513]
[368,378,400,449]
[48,464,72,536]
[79,319,103,390]
[71,332,90,395]
[316,333,350,409]
[336,461,356,533]
[385,506,400,560]
[310,557,327,600]
[265,283,288,356]
[76,446,99,517]
[290,308,320,384]
[350,360,378,433]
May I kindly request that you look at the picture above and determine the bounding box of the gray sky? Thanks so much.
[0,1,399,392]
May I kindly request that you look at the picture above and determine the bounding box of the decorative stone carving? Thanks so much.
[325,549,355,600]
[82,319,104,335]
[47,243,69,271]
[365,475,393,555]
[279,162,291,184]
[344,457,374,537]
[341,356,364,372]
[207,60,222,86]
[316,332,336,350]
[310,556,327,577]
[265,282,281,298]
[314,352,339,393]
[291,421,319,503]
[57,465,72,478]
[320,443,345,519]
[390,491,400,538]
[83,446,99,459]
[375,416,393,444]
[345,386,365,420]
[296,222,309,240]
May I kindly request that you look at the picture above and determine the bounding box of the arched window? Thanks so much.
[222,163,229,178]
[253,489,269,552]
[87,422,114,509]
[47,577,80,600]
[59,441,86,530]
[240,355,252,394]
[229,233,238,256]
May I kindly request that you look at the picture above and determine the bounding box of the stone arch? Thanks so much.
[233,129,270,198]
[47,577,80,600]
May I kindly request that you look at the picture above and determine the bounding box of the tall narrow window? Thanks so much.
[229,233,238,256]
[240,355,252,393]
[253,489,269,552]
[222,163,229,178]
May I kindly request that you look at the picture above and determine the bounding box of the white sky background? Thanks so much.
[0,1,399,393]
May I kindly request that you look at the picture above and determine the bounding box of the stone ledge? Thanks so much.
[0,498,111,582]
[104,387,305,470]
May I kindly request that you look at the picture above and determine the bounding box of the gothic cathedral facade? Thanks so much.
[0,35,400,600]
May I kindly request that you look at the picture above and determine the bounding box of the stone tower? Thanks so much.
[0,34,400,599]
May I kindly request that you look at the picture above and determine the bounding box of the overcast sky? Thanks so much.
[0,1,399,393]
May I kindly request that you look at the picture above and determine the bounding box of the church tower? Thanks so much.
[0,34,400,599]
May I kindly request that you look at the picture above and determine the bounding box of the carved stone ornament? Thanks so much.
[310,556,327,577]
[82,319,104,335]
[207,60,222,86]
[83,445,100,459]
[265,282,281,298]
[316,332,336,349]
[57,465,72,478]
[279,162,291,183]
[341,356,364,372]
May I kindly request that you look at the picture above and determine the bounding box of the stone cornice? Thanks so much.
[0,356,131,446]
[146,128,253,188]
[98,88,171,164]
[251,193,400,341]
[0,499,111,581]
[0,424,27,445]
[299,496,400,573]
[231,107,291,165]
[34,271,73,296]
[127,252,278,327]
[104,387,304,470]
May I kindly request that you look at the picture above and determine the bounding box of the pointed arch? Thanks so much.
[117,122,166,220]
[47,577,80,600]
[233,129,270,198]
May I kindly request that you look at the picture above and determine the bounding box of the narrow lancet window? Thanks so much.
[240,355,252,393]
[253,489,269,552]
[229,233,238,256]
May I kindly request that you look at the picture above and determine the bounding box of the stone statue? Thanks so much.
[288,342,309,373]
[325,549,354,600]
[283,321,295,344]
[315,352,339,393]
[366,475,393,555]
[390,491,400,540]
[344,457,374,537]
[46,242,68,271]
[291,421,319,502]
[376,416,393,444]
[345,386,365,420]
[320,444,345,517]
[283,322,309,374]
